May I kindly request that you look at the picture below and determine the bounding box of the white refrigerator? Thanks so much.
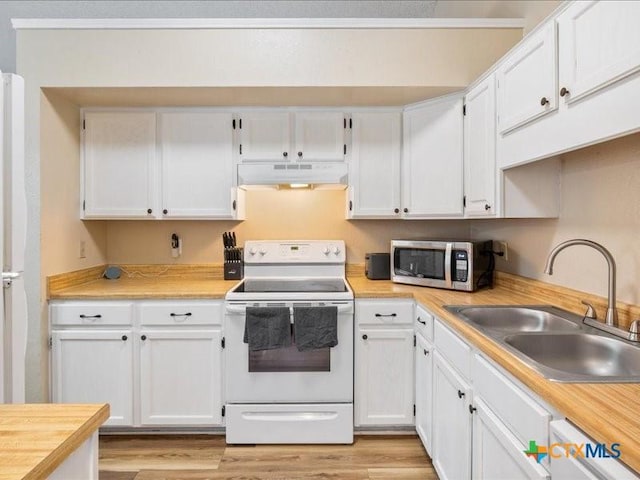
[0,71,27,403]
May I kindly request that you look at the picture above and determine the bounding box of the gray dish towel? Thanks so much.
[243,307,292,351]
[293,306,338,351]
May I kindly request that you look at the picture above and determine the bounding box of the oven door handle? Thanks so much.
[225,304,353,314]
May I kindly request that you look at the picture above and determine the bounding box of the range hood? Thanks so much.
[237,162,348,189]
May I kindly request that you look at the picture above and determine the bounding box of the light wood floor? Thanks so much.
[99,434,437,480]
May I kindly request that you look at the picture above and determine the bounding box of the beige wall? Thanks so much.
[41,92,108,276]
[106,189,469,264]
[434,1,561,34]
[40,91,108,399]
[18,28,521,89]
[473,132,640,306]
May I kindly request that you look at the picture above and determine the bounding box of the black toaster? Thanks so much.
[365,253,391,280]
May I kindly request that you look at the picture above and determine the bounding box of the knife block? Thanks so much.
[224,261,244,280]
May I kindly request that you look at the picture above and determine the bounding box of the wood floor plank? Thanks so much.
[134,469,370,480]
[368,467,438,479]
[98,434,436,480]
[99,435,224,471]
[98,471,138,480]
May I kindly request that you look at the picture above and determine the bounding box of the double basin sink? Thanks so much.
[444,305,640,383]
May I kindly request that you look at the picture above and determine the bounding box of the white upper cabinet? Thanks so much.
[238,111,346,163]
[83,112,156,219]
[558,1,640,104]
[238,112,291,162]
[402,95,464,218]
[295,112,346,161]
[496,22,558,135]
[160,112,236,219]
[348,112,401,218]
[464,75,497,217]
[498,1,640,169]
[83,109,242,220]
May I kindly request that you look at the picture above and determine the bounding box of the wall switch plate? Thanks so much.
[79,240,86,259]
[496,241,508,262]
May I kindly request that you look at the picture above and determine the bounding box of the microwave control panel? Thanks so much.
[453,250,469,282]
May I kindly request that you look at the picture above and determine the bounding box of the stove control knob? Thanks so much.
[323,247,330,255]
[259,249,267,256]
[333,246,341,255]
[249,247,257,256]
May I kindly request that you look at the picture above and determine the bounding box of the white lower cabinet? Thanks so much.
[50,300,223,428]
[139,329,223,426]
[550,420,639,480]
[355,299,415,427]
[473,399,549,480]
[52,330,134,427]
[423,311,558,480]
[415,332,433,455]
[432,349,472,480]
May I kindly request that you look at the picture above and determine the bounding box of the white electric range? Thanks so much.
[224,240,354,444]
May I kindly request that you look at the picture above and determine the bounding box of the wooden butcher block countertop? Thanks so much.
[47,265,640,473]
[0,403,109,480]
[349,272,640,475]
[48,265,238,300]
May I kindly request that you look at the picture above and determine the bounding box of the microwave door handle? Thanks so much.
[444,243,453,288]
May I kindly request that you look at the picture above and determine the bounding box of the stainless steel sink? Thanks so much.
[444,305,640,383]
[448,306,580,333]
[504,333,640,382]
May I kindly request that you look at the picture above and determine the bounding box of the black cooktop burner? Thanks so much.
[232,278,348,293]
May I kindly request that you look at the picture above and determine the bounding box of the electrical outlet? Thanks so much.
[496,241,508,262]
[79,240,86,259]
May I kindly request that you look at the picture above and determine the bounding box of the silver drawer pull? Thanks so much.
[79,314,102,319]
[170,312,192,317]
[375,313,397,318]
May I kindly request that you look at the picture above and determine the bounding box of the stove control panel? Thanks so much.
[244,240,346,263]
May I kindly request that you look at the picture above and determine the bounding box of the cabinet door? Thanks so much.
[497,22,557,134]
[160,112,235,219]
[415,333,433,455]
[402,96,464,218]
[558,0,640,104]
[472,399,550,480]
[294,112,345,162]
[83,111,156,219]
[51,330,133,426]
[464,75,497,217]
[432,351,472,480]
[238,112,291,162]
[348,112,401,218]
[355,328,414,426]
[139,329,223,426]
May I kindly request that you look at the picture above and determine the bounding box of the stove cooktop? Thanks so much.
[230,278,349,294]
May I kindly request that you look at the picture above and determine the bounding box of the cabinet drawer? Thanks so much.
[138,301,222,326]
[51,302,133,326]
[475,354,551,448]
[434,319,471,379]
[356,300,413,326]
[414,304,434,341]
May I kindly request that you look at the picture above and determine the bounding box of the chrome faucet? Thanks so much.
[544,239,618,327]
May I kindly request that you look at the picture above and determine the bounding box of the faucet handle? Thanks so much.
[629,320,640,342]
[581,300,597,319]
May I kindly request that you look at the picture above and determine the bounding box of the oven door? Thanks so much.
[391,241,452,288]
[224,301,353,403]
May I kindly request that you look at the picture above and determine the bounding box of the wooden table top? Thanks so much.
[0,403,109,480]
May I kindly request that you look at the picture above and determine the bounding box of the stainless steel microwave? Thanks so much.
[391,240,494,292]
